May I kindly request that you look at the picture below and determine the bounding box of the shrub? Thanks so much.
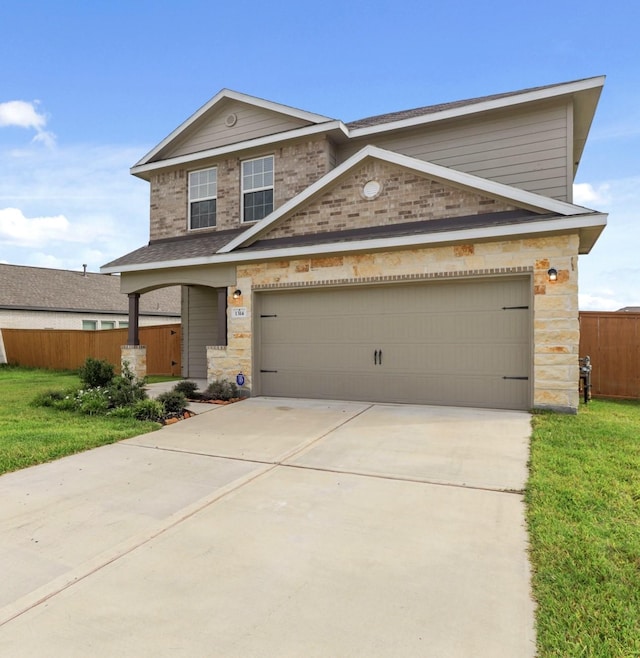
[78,358,115,388]
[32,389,66,408]
[205,379,238,402]
[173,380,200,398]
[76,387,110,415]
[130,398,165,422]
[107,373,147,408]
[157,390,187,415]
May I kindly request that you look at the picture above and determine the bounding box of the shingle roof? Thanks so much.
[101,210,563,268]
[240,210,553,251]
[102,228,245,269]
[346,80,585,129]
[0,264,180,315]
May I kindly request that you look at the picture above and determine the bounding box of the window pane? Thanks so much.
[190,199,217,229]
[82,320,97,330]
[189,167,217,201]
[243,189,273,222]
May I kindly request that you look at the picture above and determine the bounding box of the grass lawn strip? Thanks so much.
[0,366,159,476]
[527,399,640,657]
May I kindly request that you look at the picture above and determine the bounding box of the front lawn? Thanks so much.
[527,399,640,657]
[0,366,160,475]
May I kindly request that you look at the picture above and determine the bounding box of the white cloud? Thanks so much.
[573,182,611,206]
[0,142,150,272]
[0,100,56,147]
[0,100,46,130]
[0,208,70,246]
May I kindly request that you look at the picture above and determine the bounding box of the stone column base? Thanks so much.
[121,345,147,380]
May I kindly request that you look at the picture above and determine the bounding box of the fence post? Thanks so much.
[0,329,6,364]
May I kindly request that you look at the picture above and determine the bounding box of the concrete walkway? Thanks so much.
[0,398,536,657]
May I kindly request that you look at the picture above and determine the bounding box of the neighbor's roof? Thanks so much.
[0,264,180,315]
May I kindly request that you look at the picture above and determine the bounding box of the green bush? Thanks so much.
[76,387,111,415]
[205,379,238,401]
[32,389,66,407]
[78,358,115,388]
[107,374,147,408]
[157,390,187,415]
[173,380,200,398]
[130,398,165,422]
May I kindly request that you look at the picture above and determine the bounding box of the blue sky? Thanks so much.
[1,0,638,310]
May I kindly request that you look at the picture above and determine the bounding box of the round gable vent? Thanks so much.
[225,113,237,127]
[362,180,382,199]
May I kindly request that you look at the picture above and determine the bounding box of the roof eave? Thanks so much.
[131,120,349,179]
[100,212,607,275]
[349,76,606,139]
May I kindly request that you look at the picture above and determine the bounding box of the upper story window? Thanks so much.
[189,167,217,229]
[242,155,274,222]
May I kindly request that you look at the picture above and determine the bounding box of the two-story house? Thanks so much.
[102,77,607,412]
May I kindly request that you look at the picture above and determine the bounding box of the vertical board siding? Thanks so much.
[340,102,570,200]
[1,325,181,375]
[579,312,640,398]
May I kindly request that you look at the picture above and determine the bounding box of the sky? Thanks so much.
[1,0,638,310]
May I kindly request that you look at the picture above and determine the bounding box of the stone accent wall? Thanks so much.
[149,136,335,240]
[265,160,517,240]
[121,345,147,380]
[207,233,580,412]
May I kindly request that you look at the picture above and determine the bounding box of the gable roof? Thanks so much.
[219,145,600,253]
[102,146,606,275]
[130,76,604,179]
[0,264,180,315]
[134,89,335,169]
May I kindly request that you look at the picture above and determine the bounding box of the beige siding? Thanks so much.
[182,286,218,378]
[341,101,570,201]
[160,100,313,160]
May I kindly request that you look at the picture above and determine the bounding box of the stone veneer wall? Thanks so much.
[121,345,147,380]
[206,233,581,412]
[149,136,335,240]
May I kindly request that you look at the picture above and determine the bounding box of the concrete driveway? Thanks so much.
[0,398,535,657]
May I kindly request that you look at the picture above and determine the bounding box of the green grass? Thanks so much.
[0,365,160,475]
[527,399,640,657]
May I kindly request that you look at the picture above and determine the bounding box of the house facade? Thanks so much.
[102,77,607,412]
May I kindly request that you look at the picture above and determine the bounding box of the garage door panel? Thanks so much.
[259,278,531,410]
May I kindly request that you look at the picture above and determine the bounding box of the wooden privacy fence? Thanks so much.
[579,312,640,399]
[1,324,181,376]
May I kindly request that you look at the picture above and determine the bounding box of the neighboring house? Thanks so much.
[617,307,640,313]
[0,264,180,330]
[102,77,607,412]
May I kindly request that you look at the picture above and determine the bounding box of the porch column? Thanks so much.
[217,288,228,346]
[127,293,140,346]
[121,292,146,379]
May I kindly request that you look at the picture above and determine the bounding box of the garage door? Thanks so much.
[257,277,531,410]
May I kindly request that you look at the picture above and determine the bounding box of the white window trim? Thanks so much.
[188,166,218,230]
[241,155,274,223]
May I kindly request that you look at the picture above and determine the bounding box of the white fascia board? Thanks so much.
[349,76,606,138]
[219,145,593,253]
[131,120,348,177]
[101,212,606,274]
[369,147,592,215]
[134,89,335,168]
